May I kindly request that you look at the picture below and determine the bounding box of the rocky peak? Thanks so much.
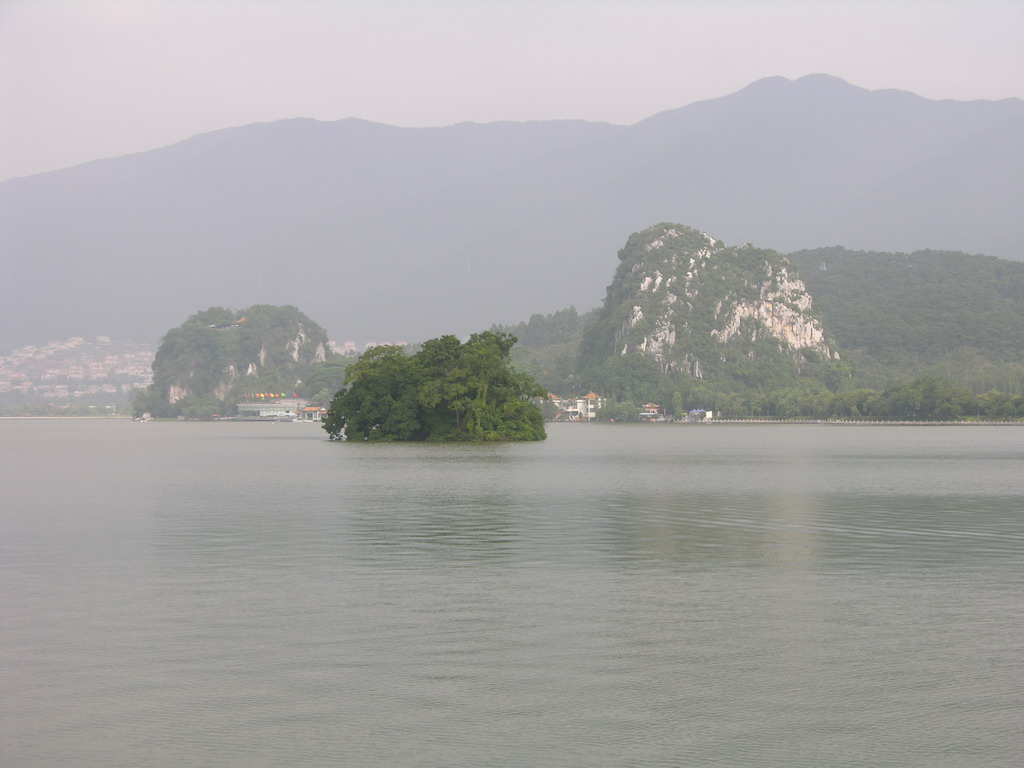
[580,223,837,379]
[144,304,332,414]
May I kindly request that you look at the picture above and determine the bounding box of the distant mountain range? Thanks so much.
[2,74,1021,352]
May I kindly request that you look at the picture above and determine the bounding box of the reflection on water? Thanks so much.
[1,420,1022,767]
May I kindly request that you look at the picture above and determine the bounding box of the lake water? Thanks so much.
[1,420,1022,766]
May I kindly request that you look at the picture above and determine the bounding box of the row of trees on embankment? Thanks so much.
[587,376,1024,423]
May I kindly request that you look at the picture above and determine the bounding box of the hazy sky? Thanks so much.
[2,0,1022,182]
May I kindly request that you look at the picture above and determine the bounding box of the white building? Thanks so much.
[551,392,604,421]
[236,397,309,420]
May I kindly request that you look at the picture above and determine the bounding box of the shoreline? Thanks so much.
[3,415,1020,426]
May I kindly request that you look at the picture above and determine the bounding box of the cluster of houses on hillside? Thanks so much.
[0,336,154,401]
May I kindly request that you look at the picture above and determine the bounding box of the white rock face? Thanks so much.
[636,315,677,372]
[711,298,830,352]
[710,267,834,357]
[639,271,664,292]
[168,383,187,404]
[628,305,644,326]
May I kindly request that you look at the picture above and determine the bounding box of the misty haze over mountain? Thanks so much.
[2,74,1021,351]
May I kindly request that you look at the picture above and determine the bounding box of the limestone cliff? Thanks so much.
[140,304,330,416]
[579,224,837,380]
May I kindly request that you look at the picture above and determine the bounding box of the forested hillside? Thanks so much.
[786,247,1024,393]
[493,307,591,395]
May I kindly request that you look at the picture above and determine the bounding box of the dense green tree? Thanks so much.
[976,389,1020,419]
[326,345,424,440]
[177,395,223,420]
[299,358,355,406]
[324,332,546,442]
[597,399,640,422]
[866,376,973,421]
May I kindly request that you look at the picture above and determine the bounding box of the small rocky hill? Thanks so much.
[578,224,838,383]
[135,304,330,417]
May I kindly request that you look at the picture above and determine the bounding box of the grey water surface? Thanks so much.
[1,420,1022,766]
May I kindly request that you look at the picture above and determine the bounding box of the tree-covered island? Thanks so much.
[323,331,546,441]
